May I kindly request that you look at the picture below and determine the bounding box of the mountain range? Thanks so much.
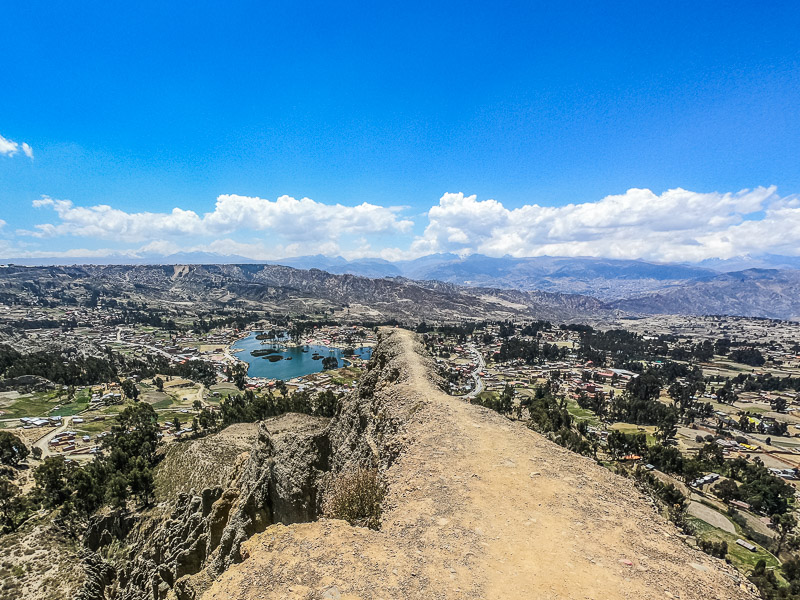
[0,264,609,324]
[3,253,800,320]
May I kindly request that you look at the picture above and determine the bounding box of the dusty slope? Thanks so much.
[154,422,259,503]
[203,329,757,600]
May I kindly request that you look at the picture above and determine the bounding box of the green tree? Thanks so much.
[154,376,164,391]
[104,403,159,463]
[315,390,338,417]
[656,411,679,443]
[0,431,29,467]
[499,384,515,416]
[682,459,704,483]
[231,362,248,390]
[120,378,139,401]
[714,478,741,503]
[606,430,647,459]
[69,466,103,516]
[106,473,129,508]
[33,456,73,508]
[129,457,154,506]
[0,477,33,533]
[771,512,797,554]
[771,397,788,412]
[627,372,662,402]
[698,442,725,467]
[738,414,753,433]
[0,477,20,530]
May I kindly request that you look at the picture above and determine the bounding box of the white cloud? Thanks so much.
[27,198,203,241]
[406,186,798,262]
[0,133,34,159]
[203,194,413,240]
[25,194,414,245]
[137,240,181,256]
[11,186,800,263]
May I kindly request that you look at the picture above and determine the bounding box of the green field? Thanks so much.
[158,410,194,428]
[73,419,113,435]
[564,397,601,426]
[1,391,63,419]
[687,516,783,580]
[331,366,363,386]
[150,397,176,410]
[610,423,657,445]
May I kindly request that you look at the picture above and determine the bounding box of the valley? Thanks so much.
[1,265,799,599]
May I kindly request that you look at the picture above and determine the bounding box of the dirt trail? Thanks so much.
[203,329,757,600]
[34,416,70,458]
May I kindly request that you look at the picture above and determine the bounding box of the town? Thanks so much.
[2,303,800,596]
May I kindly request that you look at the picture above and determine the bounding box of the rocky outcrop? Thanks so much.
[324,336,410,474]
[79,413,331,600]
[79,328,421,600]
[205,414,331,579]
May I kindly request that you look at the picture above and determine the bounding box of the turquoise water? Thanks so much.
[230,332,373,380]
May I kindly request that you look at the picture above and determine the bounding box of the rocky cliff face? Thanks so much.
[77,329,419,600]
[78,413,332,600]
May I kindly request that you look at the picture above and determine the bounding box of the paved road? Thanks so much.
[465,343,485,399]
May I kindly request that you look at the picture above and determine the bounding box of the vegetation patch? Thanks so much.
[323,467,385,530]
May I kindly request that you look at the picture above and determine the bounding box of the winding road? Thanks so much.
[33,417,72,458]
[465,342,485,399]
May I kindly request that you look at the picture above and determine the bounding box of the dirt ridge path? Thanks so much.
[203,329,758,600]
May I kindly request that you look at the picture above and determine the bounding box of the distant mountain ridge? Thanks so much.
[610,268,800,321]
[3,253,800,320]
[0,252,719,299]
[0,263,611,323]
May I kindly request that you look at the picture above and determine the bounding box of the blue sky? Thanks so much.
[1,1,799,262]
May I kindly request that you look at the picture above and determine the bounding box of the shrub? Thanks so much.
[698,539,728,559]
[323,467,385,530]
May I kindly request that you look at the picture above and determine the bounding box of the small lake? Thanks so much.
[230,332,373,380]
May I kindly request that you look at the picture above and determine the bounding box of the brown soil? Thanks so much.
[202,329,758,600]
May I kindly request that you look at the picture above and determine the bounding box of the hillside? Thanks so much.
[611,269,800,320]
[0,263,609,323]
[202,329,756,600]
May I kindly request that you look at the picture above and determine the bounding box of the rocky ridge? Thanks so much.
[79,413,332,600]
[202,329,759,599]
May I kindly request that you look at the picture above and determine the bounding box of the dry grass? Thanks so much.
[322,467,385,530]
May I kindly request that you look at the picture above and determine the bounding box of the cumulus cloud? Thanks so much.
[204,194,413,240]
[11,186,800,263]
[0,133,34,159]
[27,198,203,241]
[25,194,413,245]
[407,186,798,262]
